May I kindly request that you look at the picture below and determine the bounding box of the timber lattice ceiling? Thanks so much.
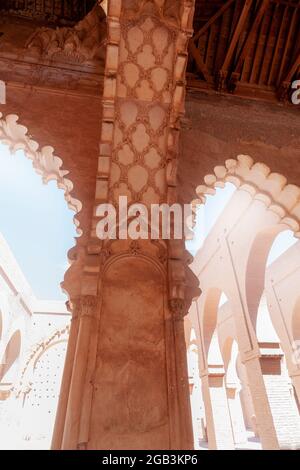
[188,0,300,103]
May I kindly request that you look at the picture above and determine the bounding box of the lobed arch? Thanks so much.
[0,113,82,235]
[192,154,300,336]
[193,154,300,238]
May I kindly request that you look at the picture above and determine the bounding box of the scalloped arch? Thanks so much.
[194,154,300,238]
[0,113,82,235]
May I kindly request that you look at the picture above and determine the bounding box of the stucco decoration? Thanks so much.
[194,154,300,237]
[121,0,190,27]
[0,113,82,234]
[14,325,70,400]
[25,3,107,64]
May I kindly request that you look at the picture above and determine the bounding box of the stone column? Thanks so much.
[53,0,198,450]
[201,366,235,450]
[59,296,98,450]
[51,299,80,450]
[222,241,282,449]
[166,301,195,449]
[225,385,247,445]
[290,370,300,409]
[241,352,280,449]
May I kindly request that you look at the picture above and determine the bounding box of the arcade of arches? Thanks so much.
[0,0,300,450]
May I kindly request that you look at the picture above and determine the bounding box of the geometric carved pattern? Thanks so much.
[93,0,196,306]
[109,16,177,206]
[95,0,196,249]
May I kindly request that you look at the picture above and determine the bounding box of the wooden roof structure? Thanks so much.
[1,0,299,104]
[188,0,300,103]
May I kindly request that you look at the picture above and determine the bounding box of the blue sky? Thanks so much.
[0,143,76,300]
[0,143,297,301]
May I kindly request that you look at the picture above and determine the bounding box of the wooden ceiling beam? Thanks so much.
[278,49,300,91]
[189,40,214,84]
[193,0,236,42]
[284,51,300,83]
[228,0,271,90]
[276,6,299,87]
[277,50,300,101]
[267,4,289,85]
[217,0,254,90]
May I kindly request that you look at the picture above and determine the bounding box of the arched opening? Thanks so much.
[0,114,79,449]
[186,182,236,256]
[187,155,300,449]
[196,289,235,449]
[246,228,298,331]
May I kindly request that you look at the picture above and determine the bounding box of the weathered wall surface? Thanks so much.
[179,91,300,205]
[89,257,169,450]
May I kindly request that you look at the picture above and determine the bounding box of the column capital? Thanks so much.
[169,298,186,320]
[70,295,98,320]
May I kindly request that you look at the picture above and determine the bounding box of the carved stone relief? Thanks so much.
[25,3,107,64]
